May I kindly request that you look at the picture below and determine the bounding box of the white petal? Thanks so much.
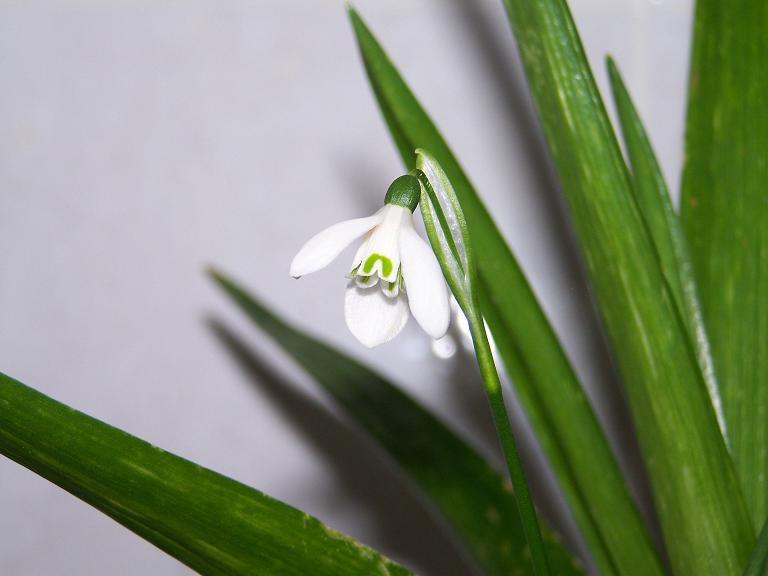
[290,212,384,278]
[381,279,400,298]
[399,220,450,339]
[351,231,373,271]
[345,283,409,348]
[356,274,379,288]
[354,205,408,283]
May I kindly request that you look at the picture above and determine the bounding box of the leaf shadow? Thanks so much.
[207,318,477,576]
[333,152,390,216]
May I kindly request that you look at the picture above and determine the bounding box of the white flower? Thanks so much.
[290,176,450,348]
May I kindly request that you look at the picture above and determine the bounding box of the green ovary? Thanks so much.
[362,253,393,277]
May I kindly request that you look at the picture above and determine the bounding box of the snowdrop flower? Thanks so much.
[290,175,450,347]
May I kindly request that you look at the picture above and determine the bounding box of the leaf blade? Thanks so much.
[210,268,583,576]
[498,0,753,572]
[348,7,660,575]
[0,371,415,576]
[681,0,768,530]
[744,518,768,576]
[606,56,727,442]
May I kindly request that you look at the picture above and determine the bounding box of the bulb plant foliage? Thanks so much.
[0,0,766,575]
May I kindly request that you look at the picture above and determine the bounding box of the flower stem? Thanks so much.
[467,311,551,576]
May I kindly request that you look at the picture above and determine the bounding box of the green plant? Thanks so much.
[1,1,766,574]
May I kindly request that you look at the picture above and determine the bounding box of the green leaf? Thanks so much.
[744,518,768,576]
[0,371,414,576]
[606,57,727,441]
[348,6,659,576]
[498,0,753,573]
[681,0,768,531]
[209,268,584,576]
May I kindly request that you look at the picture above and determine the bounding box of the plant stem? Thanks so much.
[467,312,551,576]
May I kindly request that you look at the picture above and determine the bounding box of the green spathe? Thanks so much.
[384,175,420,212]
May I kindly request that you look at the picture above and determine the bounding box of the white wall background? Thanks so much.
[0,1,691,574]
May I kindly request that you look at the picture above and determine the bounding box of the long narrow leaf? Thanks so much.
[347,7,657,575]
[0,372,414,575]
[606,57,726,441]
[498,0,753,573]
[209,268,583,576]
[681,0,768,530]
[744,518,768,576]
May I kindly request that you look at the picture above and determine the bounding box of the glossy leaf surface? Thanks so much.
[0,371,414,576]
[498,0,753,572]
[607,57,726,441]
[681,0,768,531]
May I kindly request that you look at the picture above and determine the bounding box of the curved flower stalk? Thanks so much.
[290,176,450,347]
[415,149,551,576]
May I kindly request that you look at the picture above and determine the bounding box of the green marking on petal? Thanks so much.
[362,253,393,277]
[383,280,399,298]
[356,274,378,288]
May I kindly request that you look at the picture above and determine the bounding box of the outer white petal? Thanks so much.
[351,231,373,271]
[399,220,450,339]
[290,212,384,278]
[344,284,409,348]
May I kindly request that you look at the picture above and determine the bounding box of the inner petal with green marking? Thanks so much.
[350,204,408,284]
[381,268,403,298]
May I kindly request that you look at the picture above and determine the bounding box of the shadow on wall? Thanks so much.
[208,319,477,576]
